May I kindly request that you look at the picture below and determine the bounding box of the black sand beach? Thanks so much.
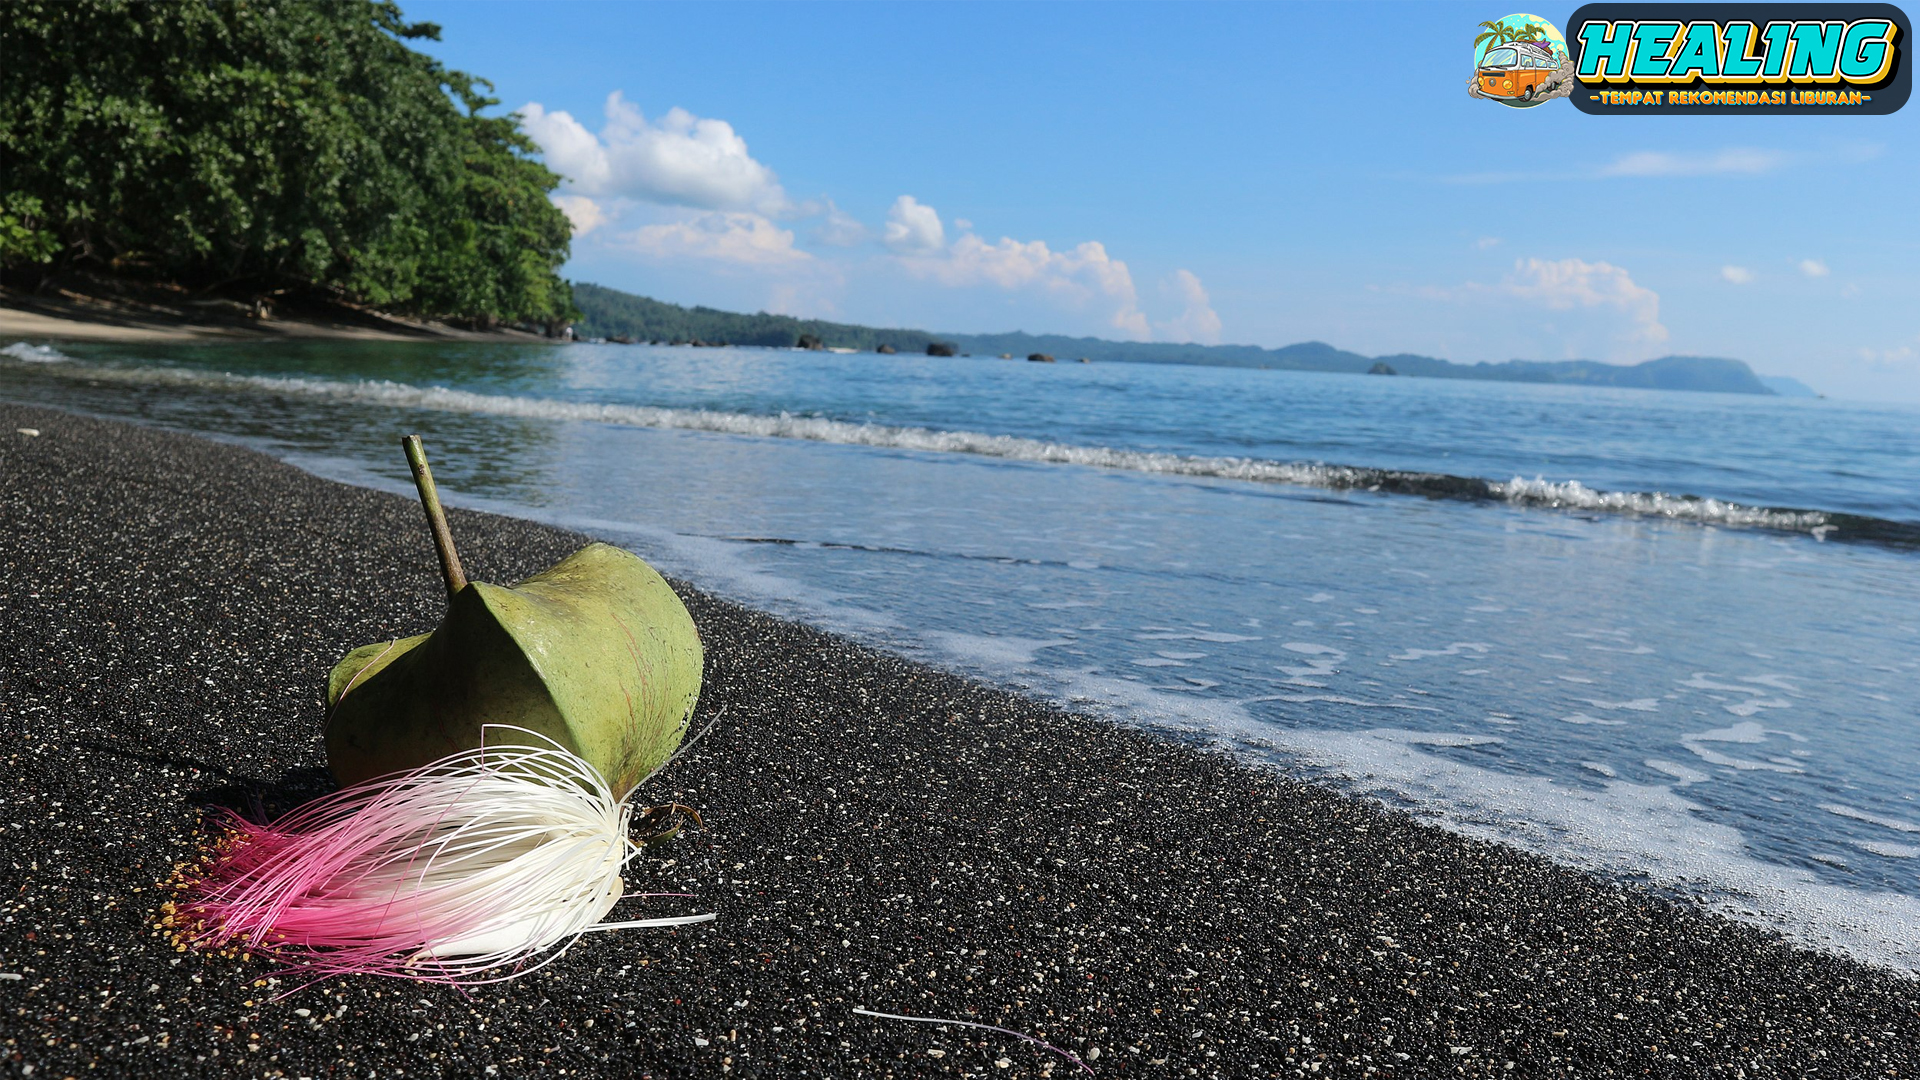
[1,401,1915,1078]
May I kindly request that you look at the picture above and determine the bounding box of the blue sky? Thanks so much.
[406,1,1920,400]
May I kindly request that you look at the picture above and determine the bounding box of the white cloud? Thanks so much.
[902,233,1151,339]
[1502,257,1668,344]
[551,195,607,237]
[519,89,1212,344]
[1859,337,1919,371]
[520,93,790,215]
[519,104,611,190]
[1156,269,1223,344]
[811,201,869,247]
[883,195,946,253]
[1476,236,1503,250]
[1721,265,1754,285]
[618,212,809,266]
[1599,148,1789,178]
[1799,259,1831,278]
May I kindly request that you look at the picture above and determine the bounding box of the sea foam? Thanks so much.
[2,342,69,363]
[0,353,1876,540]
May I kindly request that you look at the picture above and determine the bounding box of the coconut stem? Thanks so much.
[402,435,467,600]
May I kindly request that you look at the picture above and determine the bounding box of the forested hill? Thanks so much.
[1,1,575,330]
[573,283,1780,395]
[572,284,941,352]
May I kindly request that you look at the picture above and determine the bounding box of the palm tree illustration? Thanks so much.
[1475,18,1549,58]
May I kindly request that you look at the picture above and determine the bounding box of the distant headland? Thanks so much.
[574,283,1814,397]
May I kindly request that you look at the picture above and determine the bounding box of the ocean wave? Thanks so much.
[2,342,70,364]
[1489,476,1833,531]
[5,353,1914,546]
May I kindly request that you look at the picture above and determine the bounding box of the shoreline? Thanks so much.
[0,285,550,345]
[2,401,1916,1077]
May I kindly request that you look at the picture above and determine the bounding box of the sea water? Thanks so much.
[5,339,1917,971]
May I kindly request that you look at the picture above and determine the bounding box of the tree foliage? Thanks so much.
[0,0,576,327]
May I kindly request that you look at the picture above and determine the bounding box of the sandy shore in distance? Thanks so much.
[0,287,545,344]
[0,402,1915,1078]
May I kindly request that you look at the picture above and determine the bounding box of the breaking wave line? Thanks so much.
[6,349,1916,547]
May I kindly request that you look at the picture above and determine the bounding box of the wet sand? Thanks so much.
[1,402,1914,1078]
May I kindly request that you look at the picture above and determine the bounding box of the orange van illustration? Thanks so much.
[1477,40,1559,101]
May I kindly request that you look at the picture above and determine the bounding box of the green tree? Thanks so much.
[0,0,575,328]
[412,76,577,329]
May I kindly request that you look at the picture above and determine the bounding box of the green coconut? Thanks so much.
[324,437,702,797]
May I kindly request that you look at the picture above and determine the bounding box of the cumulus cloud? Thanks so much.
[1501,257,1668,344]
[519,104,610,189]
[520,93,790,215]
[1721,265,1754,284]
[618,212,809,266]
[1799,258,1831,277]
[519,91,1207,341]
[1476,236,1503,250]
[811,201,869,247]
[1388,257,1673,358]
[1156,269,1223,344]
[551,195,607,237]
[895,233,1148,338]
[883,195,946,253]
[1599,147,1789,177]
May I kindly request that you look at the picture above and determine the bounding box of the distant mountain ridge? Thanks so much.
[573,282,1784,395]
[1761,375,1820,398]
